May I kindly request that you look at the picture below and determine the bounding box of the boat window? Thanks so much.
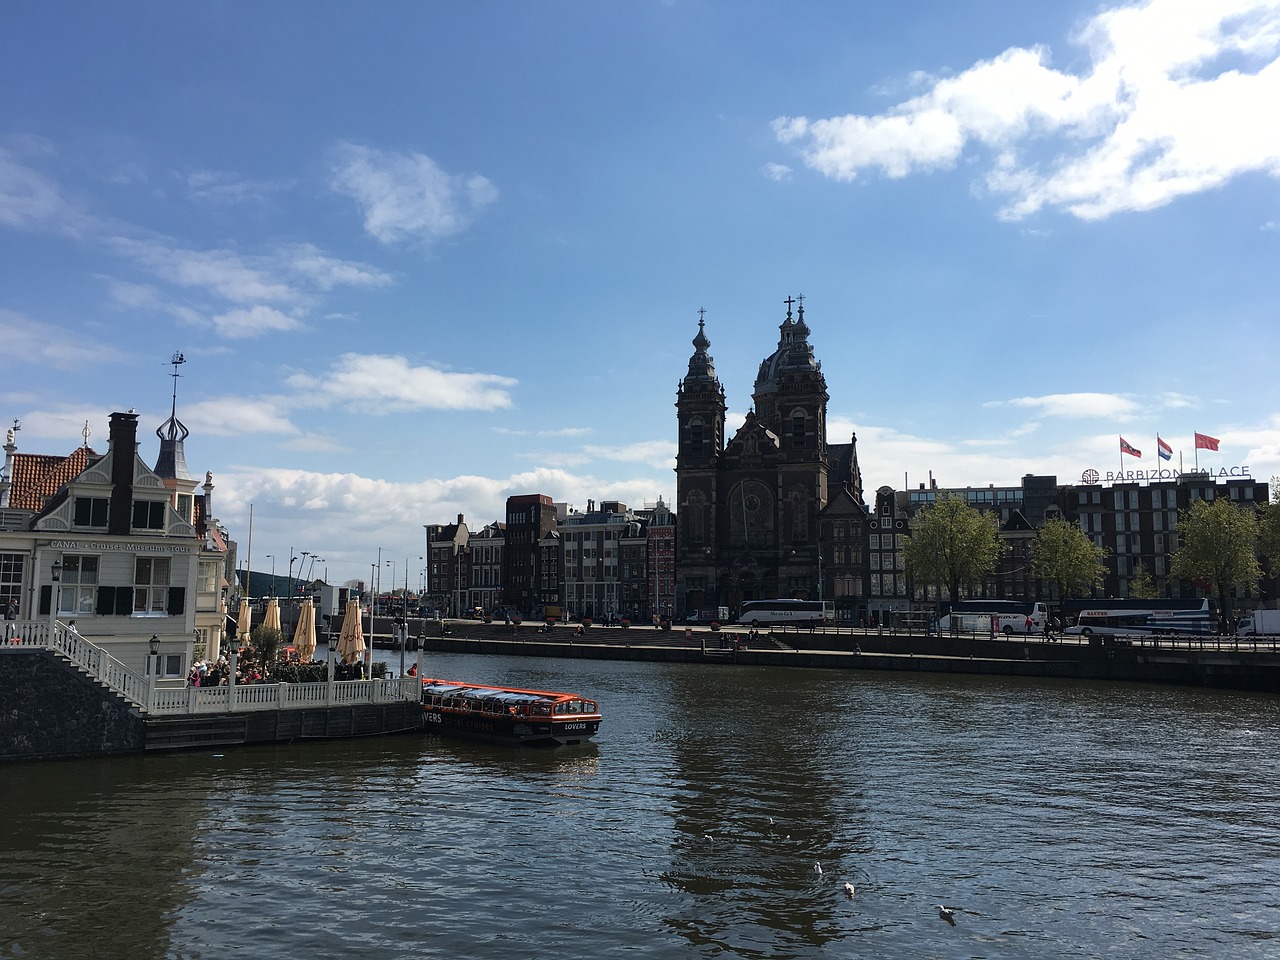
[534,704,551,716]
[567,701,582,714]
[554,703,567,714]
[583,701,596,713]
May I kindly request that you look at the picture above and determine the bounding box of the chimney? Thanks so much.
[108,411,140,535]
[457,513,464,525]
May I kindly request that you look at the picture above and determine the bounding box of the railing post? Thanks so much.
[227,649,237,713]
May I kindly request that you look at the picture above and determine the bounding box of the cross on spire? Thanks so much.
[784,295,795,317]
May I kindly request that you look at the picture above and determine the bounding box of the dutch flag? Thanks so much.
[1157,436,1172,461]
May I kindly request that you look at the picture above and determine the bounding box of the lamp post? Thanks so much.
[49,558,62,640]
[147,633,160,707]
[266,555,275,594]
[287,551,298,602]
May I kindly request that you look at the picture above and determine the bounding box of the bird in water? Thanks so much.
[843,882,855,898]
[814,862,823,875]
[938,905,956,925]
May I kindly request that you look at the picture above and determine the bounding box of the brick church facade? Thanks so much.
[675,297,866,620]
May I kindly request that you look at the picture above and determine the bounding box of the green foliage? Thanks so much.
[1258,476,1280,564]
[1032,517,1108,610]
[1169,497,1261,631]
[1128,561,1157,599]
[271,661,329,683]
[248,625,285,671]
[903,495,1003,602]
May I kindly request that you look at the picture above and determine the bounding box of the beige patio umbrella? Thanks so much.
[263,597,282,633]
[292,598,317,661]
[335,599,366,666]
[235,597,253,649]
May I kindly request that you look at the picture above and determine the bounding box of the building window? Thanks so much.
[134,557,171,614]
[198,560,219,594]
[132,500,166,530]
[73,497,109,527]
[0,553,25,609]
[59,555,99,615]
[176,494,194,523]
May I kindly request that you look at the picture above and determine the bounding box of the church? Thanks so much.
[675,296,868,621]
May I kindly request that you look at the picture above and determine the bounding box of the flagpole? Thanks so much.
[1119,435,1123,475]
[1194,434,1199,472]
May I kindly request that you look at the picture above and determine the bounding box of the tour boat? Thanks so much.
[419,679,602,746]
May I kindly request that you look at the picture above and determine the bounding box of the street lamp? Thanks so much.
[266,554,275,594]
[148,634,160,676]
[49,558,62,638]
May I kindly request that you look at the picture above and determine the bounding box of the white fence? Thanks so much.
[4,620,421,716]
[148,676,421,715]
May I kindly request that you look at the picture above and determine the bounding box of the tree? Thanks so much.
[1031,517,1108,614]
[1169,497,1261,634]
[1128,561,1157,599]
[904,495,1002,604]
[249,625,285,674]
[1258,476,1280,565]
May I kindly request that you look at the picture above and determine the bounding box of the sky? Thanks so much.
[2,0,1278,590]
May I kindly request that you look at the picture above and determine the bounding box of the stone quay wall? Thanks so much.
[0,648,146,762]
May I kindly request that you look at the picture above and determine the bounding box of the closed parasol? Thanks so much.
[293,598,317,661]
[335,599,366,666]
[236,597,253,648]
[263,597,282,633]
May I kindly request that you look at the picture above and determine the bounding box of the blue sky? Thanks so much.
[2,0,1278,589]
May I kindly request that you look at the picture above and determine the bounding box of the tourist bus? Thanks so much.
[736,599,834,628]
[937,599,1048,635]
[1061,598,1215,637]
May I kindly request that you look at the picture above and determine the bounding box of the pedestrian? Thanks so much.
[1025,615,1033,634]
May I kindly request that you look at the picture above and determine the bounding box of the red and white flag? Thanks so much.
[1120,437,1141,458]
[1195,432,1220,451]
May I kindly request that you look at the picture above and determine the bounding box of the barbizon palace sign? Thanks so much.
[1080,466,1252,485]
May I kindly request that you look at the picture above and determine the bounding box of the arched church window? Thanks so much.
[791,410,807,449]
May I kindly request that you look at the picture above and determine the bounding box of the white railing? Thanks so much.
[147,676,422,716]
[3,619,152,709]
[3,621,421,716]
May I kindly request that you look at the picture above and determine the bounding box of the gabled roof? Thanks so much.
[7,447,99,510]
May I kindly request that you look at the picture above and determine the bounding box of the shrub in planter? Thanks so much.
[483,615,493,623]
[544,615,557,625]
[580,617,593,628]
[709,621,721,631]
[512,616,523,626]
[620,618,630,628]
[659,618,671,631]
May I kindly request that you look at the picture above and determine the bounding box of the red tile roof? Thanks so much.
[8,448,98,510]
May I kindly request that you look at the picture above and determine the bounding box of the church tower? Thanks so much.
[674,311,726,617]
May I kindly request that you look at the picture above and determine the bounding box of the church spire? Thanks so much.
[683,308,719,384]
[154,351,191,480]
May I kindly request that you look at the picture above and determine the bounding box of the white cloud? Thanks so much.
[286,353,517,412]
[494,426,593,438]
[0,149,94,237]
[182,396,300,437]
[209,305,305,339]
[582,439,678,465]
[992,392,1142,418]
[0,309,124,370]
[774,0,1280,220]
[329,142,499,246]
[185,168,296,205]
[762,162,793,182]
[109,236,299,304]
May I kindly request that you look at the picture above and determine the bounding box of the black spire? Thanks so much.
[154,351,191,480]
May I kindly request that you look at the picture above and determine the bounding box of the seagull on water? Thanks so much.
[938,905,956,925]
[814,862,823,875]
[843,882,856,898]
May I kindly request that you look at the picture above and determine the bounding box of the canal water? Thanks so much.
[2,652,1279,959]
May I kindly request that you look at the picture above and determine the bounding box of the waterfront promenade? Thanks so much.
[409,619,1280,693]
